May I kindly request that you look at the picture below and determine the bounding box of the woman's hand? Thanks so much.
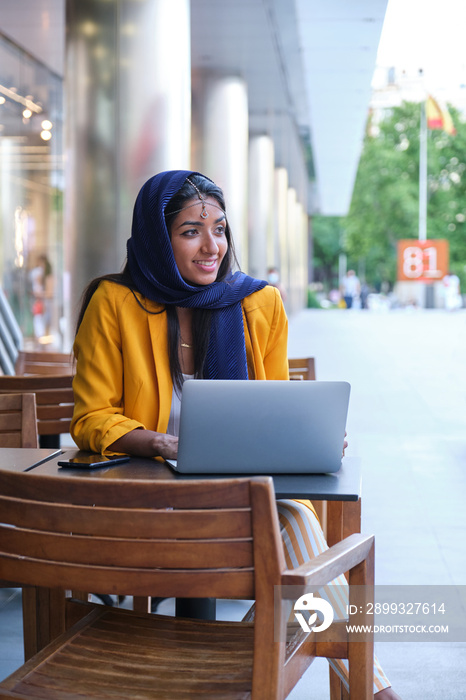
[108,429,178,460]
[153,433,179,460]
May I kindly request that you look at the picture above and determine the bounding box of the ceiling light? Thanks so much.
[41,119,53,130]
[40,130,52,141]
[0,84,42,113]
[23,108,32,119]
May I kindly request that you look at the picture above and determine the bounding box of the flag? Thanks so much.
[426,95,456,135]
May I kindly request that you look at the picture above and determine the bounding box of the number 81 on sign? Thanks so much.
[397,239,449,282]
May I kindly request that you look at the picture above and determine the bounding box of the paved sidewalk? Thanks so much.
[287,307,466,699]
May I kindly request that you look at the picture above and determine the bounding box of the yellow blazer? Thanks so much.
[71,281,289,454]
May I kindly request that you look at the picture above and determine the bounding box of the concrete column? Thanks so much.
[286,188,296,311]
[0,140,17,270]
[0,140,25,332]
[193,75,248,268]
[274,167,289,291]
[296,200,308,308]
[287,187,309,313]
[247,135,274,280]
[64,0,190,344]
[121,0,191,188]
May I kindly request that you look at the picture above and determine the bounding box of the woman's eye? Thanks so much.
[181,229,198,237]
[215,226,225,235]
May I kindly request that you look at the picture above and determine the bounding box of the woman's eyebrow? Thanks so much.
[177,220,202,227]
[177,215,225,228]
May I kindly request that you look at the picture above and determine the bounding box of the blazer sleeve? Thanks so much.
[71,283,145,454]
[242,286,289,380]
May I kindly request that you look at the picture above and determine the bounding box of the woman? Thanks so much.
[71,170,401,699]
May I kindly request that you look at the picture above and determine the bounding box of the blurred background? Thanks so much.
[0,0,465,354]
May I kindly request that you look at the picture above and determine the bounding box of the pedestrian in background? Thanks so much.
[442,271,462,311]
[267,266,287,301]
[340,269,360,309]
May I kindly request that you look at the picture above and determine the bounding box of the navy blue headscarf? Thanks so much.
[127,170,267,379]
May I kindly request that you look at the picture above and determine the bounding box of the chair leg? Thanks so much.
[22,588,38,660]
[133,596,151,613]
[22,587,67,660]
[329,666,344,700]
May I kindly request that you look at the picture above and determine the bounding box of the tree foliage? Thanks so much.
[313,101,466,290]
[311,215,344,289]
[346,101,466,288]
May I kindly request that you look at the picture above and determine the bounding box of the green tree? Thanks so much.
[343,101,466,289]
[312,215,344,289]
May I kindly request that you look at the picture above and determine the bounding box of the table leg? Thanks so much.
[312,500,327,537]
[38,435,60,449]
[22,587,66,660]
[175,598,216,620]
[326,499,361,547]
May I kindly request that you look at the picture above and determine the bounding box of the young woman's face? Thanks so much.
[169,197,228,286]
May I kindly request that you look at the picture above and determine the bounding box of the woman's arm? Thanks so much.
[71,282,173,457]
[262,287,289,379]
[243,286,289,380]
[108,428,178,460]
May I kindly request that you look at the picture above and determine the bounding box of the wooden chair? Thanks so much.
[15,351,75,376]
[0,375,74,448]
[0,393,38,449]
[0,472,375,699]
[288,357,316,381]
[0,394,39,608]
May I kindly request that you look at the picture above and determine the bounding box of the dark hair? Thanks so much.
[75,173,238,394]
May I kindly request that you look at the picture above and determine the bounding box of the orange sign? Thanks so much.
[397,239,449,282]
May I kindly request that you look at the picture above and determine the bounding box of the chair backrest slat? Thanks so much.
[0,527,253,569]
[33,388,74,404]
[0,471,278,601]
[0,393,38,448]
[0,470,251,507]
[288,357,316,381]
[15,350,75,376]
[32,419,73,436]
[0,496,252,538]
[0,375,74,437]
[0,557,255,600]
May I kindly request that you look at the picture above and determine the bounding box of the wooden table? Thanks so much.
[0,448,61,473]
[0,448,362,658]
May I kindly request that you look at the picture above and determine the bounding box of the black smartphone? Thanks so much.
[57,455,130,469]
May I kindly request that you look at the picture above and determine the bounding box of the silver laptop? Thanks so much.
[166,379,350,474]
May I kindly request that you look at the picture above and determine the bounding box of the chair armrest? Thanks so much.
[281,533,374,593]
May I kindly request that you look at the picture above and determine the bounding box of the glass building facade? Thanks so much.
[0,31,64,349]
[0,0,320,357]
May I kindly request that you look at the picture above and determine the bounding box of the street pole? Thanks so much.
[419,96,435,307]
[419,99,427,242]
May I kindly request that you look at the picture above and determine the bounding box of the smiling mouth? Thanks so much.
[193,260,217,269]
